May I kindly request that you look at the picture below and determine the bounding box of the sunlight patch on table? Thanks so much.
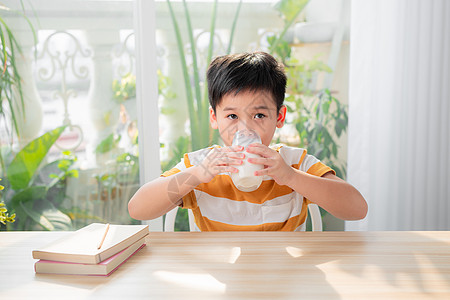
[153,270,226,293]
[315,261,440,296]
[228,247,241,264]
[285,246,304,258]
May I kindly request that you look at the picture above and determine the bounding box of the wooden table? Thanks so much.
[1,231,450,299]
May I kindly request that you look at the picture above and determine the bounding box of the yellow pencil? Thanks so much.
[97,223,110,249]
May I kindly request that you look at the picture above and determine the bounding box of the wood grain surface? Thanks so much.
[1,231,449,299]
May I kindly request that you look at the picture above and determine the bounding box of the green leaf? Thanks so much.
[37,200,73,231]
[20,198,72,231]
[10,186,47,207]
[166,0,199,148]
[322,100,330,115]
[6,126,66,190]
[95,133,121,154]
[182,0,202,118]
[68,169,79,178]
[160,107,176,115]
[286,104,294,113]
[20,200,53,230]
[274,0,309,22]
[226,0,242,54]
[334,118,347,137]
[269,0,309,54]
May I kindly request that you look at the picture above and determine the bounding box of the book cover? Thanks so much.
[34,237,146,276]
[32,223,149,264]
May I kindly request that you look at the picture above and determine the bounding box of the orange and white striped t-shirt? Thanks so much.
[161,144,334,231]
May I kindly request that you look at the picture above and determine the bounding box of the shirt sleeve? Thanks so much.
[299,153,335,177]
[278,145,335,177]
[300,153,335,206]
[160,154,197,209]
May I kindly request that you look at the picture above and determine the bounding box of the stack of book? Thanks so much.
[32,223,149,276]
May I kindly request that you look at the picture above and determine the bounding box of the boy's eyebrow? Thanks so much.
[222,106,237,111]
[222,105,270,111]
[252,105,270,110]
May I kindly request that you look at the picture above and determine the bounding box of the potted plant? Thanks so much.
[0,2,37,143]
[112,73,137,121]
[1,126,78,230]
[0,179,15,227]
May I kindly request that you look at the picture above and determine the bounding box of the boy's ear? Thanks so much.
[276,105,287,128]
[209,107,218,129]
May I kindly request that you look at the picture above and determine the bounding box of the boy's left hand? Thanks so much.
[246,143,295,186]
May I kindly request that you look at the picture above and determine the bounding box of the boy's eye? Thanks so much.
[254,113,266,119]
[227,114,238,120]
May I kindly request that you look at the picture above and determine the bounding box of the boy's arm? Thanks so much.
[128,166,203,220]
[247,144,367,221]
[286,170,367,221]
[128,146,244,220]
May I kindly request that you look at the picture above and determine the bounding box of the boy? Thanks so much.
[128,52,367,231]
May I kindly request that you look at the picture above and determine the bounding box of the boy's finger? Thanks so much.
[217,157,243,166]
[223,145,244,152]
[247,157,271,165]
[248,142,264,148]
[254,168,270,176]
[218,166,239,173]
[228,152,245,159]
[247,144,274,157]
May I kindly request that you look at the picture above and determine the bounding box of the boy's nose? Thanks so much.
[237,120,253,132]
[237,122,247,131]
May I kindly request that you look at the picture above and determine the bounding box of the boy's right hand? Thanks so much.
[194,145,245,183]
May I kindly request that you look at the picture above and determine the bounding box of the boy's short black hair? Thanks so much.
[207,51,287,113]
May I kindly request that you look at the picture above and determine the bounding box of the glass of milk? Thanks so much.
[230,129,263,192]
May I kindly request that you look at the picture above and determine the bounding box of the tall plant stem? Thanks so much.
[200,0,218,147]
[226,0,242,55]
[182,0,202,130]
[269,0,309,55]
[166,0,199,148]
[0,2,37,140]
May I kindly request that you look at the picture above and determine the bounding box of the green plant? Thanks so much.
[95,133,121,154]
[269,0,348,179]
[269,0,310,58]
[291,89,348,178]
[112,73,136,104]
[0,178,15,225]
[158,69,177,116]
[166,0,242,151]
[0,201,15,225]
[161,136,190,173]
[2,126,74,230]
[116,152,139,184]
[0,1,37,139]
[90,152,139,220]
[43,150,79,209]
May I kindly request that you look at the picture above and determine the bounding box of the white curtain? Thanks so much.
[347,0,450,230]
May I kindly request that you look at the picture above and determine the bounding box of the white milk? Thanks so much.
[230,129,263,192]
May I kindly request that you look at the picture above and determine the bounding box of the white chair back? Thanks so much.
[164,206,196,232]
[307,203,323,231]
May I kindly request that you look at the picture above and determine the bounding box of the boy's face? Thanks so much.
[209,90,286,146]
